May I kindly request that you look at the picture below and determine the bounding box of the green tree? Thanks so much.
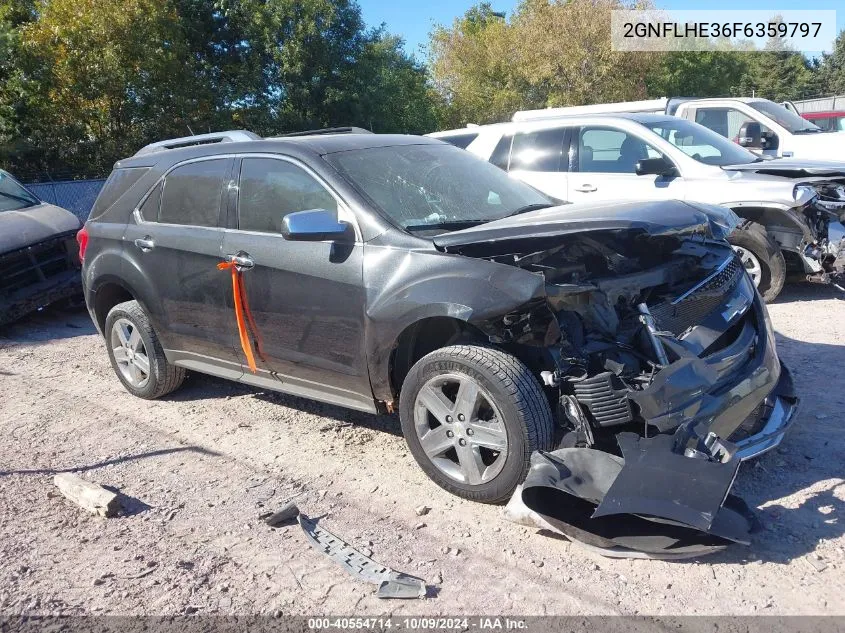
[430,0,659,128]
[817,29,845,95]
[7,0,210,175]
[0,0,441,175]
[746,50,817,101]
[647,50,752,98]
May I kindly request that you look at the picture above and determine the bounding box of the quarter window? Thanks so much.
[509,127,566,172]
[237,158,337,234]
[159,159,229,227]
[577,127,661,174]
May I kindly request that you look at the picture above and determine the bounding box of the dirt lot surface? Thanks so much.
[1,283,843,617]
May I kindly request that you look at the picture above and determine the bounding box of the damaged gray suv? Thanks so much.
[80,130,797,556]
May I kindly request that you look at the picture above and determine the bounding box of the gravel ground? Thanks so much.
[0,282,843,616]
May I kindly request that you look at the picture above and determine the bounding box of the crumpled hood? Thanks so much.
[723,158,845,178]
[432,200,714,250]
[0,202,81,255]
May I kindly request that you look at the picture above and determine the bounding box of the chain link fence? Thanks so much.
[24,179,106,223]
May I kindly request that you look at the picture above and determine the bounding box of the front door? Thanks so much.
[567,126,686,204]
[220,156,371,409]
[122,157,242,376]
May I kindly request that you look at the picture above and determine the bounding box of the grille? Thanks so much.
[0,233,76,295]
[650,256,744,336]
[728,403,770,442]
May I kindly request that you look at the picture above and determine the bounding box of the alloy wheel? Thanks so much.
[110,317,151,388]
[732,245,762,287]
[413,373,508,485]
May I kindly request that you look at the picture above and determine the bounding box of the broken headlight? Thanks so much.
[793,184,818,206]
[707,207,741,241]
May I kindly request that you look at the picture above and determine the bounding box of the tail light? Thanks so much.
[76,226,89,262]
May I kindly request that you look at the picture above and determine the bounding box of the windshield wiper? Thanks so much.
[506,203,554,218]
[793,128,823,134]
[405,220,488,232]
[0,191,37,208]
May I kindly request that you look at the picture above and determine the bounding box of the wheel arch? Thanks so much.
[388,316,487,402]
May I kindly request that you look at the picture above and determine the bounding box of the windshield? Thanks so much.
[325,143,552,232]
[0,170,40,212]
[640,118,761,166]
[749,100,822,134]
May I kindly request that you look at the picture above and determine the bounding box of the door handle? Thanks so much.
[574,184,597,193]
[226,253,255,270]
[134,237,155,252]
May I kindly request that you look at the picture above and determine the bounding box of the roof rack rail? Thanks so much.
[274,126,374,138]
[133,130,261,157]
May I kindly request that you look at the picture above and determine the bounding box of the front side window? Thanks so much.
[237,158,337,233]
[325,143,551,232]
[509,127,567,172]
[694,107,774,144]
[0,170,39,212]
[748,100,821,133]
[159,159,229,227]
[641,118,760,166]
[577,127,661,174]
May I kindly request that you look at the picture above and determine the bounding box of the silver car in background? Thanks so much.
[431,114,845,302]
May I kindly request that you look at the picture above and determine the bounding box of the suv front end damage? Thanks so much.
[434,201,798,557]
[727,162,845,281]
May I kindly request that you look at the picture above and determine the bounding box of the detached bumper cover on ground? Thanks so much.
[510,366,798,558]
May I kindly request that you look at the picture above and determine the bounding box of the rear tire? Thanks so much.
[728,223,785,302]
[104,300,185,399]
[398,345,554,504]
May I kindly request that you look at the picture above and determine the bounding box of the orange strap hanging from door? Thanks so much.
[217,260,258,373]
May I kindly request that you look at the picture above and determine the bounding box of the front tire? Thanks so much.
[104,300,185,399]
[728,223,786,303]
[398,345,554,504]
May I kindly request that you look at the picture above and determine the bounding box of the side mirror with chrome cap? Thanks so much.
[281,209,351,241]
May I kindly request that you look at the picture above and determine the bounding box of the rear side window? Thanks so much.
[237,158,337,233]
[438,133,478,149]
[138,181,162,221]
[89,167,149,219]
[509,127,566,172]
[159,159,229,227]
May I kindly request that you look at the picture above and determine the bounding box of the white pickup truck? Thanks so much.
[514,97,845,161]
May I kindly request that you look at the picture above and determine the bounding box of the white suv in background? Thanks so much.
[429,114,845,302]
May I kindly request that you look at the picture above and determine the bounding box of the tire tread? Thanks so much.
[106,300,186,399]
[399,344,554,504]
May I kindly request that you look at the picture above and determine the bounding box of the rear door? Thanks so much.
[507,125,570,201]
[220,155,371,409]
[567,126,686,204]
[122,157,242,375]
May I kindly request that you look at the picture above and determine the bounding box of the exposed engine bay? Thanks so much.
[810,180,845,265]
[443,226,798,558]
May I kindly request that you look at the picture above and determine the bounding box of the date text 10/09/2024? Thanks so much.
[308,618,528,630]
